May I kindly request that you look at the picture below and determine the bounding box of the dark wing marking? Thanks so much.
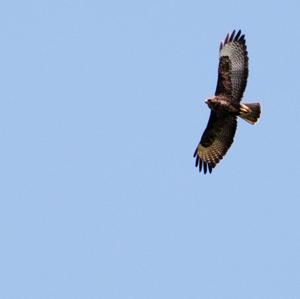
[194,112,237,174]
[215,30,248,102]
[215,56,232,97]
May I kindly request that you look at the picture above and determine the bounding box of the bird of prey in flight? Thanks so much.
[194,30,261,174]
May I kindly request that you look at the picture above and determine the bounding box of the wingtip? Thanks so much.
[203,162,207,174]
[223,29,244,44]
[195,155,199,167]
[194,154,217,174]
[219,41,223,51]
[193,148,198,157]
[229,30,235,42]
[224,33,230,44]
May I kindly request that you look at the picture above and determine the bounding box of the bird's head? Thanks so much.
[205,98,216,109]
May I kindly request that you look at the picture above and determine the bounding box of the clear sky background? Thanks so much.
[0,0,299,298]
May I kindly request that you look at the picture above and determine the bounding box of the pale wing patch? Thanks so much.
[221,42,246,73]
[198,140,225,165]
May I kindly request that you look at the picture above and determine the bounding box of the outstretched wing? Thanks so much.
[194,112,237,174]
[215,30,248,102]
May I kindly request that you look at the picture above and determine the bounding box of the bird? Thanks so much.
[193,30,261,174]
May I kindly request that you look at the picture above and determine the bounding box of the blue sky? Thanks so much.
[0,0,299,298]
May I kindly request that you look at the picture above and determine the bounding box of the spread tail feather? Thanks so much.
[239,103,261,125]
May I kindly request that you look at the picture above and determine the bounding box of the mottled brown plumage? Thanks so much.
[194,30,261,174]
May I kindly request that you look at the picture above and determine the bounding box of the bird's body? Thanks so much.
[206,96,240,115]
[194,30,261,174]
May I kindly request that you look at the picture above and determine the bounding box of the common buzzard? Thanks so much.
[194,30,261,174]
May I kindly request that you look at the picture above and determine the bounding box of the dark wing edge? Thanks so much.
[193,112,237,174]
[215,30,248,101]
